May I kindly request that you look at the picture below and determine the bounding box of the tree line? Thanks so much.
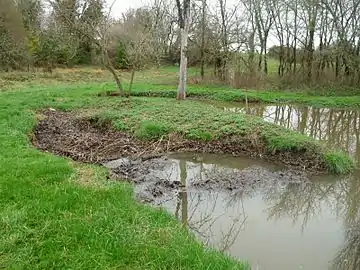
[1,0,360,92]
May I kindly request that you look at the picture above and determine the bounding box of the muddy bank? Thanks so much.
[33,109,326,172]
[32,109,314,203]
[102,156,311,204]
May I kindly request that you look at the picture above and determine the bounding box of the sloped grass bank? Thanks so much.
[87,97,354,174]
[0,89,248,269]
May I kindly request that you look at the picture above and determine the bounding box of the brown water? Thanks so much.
[145,153,360,270]
[211,102,360,164]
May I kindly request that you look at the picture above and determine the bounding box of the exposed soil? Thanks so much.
[32,109,314,203]
[33,109,325,171]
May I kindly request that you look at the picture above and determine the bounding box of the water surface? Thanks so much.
[149,153,360,270]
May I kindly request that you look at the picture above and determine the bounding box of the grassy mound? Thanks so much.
[88,97,355,174]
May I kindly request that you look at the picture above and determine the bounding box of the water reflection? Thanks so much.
[157,153,360,270]
[222,104,360,163]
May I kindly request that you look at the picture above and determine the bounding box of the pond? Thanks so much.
[206,101,360,164]
[105,152,360,270]
[151,153,360,270]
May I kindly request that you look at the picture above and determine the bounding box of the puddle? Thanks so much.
[105,153,360,269]
[208,102,360,164]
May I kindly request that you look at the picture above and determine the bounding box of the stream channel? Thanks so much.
[104,102,360,270]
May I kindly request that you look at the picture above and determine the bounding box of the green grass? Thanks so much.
[0,84,249,268]
[129,82,360,109]
[324,151,356,174]
[0,67,357,268]
[85,97,354,174]
[135,120,171,140]
[2,66,360,108]
[124,66,360,109]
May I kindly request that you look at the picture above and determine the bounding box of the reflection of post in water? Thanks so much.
[299,106,308,134]
[175,159,188,226]
[355,112,360,163]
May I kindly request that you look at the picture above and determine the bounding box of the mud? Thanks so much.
[100,156,311,204]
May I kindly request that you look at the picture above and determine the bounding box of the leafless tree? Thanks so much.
[47,0,125,94]
[175,0,191,100]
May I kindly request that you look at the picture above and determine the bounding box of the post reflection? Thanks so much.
[172,159,247,253]
[160,154,360,269]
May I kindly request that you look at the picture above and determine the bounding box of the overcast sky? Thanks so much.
[105,0,281,47]
[108,0,146,18]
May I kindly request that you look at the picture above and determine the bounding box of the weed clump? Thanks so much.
[135,121,171,140]
[185,129,213,141]
[324,151,355,174]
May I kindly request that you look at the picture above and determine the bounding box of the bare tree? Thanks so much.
[200,0,207,80]
[110,7,160,92]
[48,0,124,94]
[175,0,191,100]
[0,0,28,70]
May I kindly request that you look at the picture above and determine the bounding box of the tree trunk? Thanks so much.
[104,63,124,95]
[177,25,189,100]
[103,49,123,95]
[129,68,136,93]
[200,0,206,80]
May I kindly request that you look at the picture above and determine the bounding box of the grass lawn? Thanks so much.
[0,66,357,268]
[3,66,359,109]
[0,77,249,269]
[127,67,360,109]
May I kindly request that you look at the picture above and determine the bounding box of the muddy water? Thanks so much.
[211,102,360,164]
[106,153,360,270]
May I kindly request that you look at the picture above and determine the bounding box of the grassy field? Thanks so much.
[2,66,360,108]
[0,80,251,269]
[0,66,357,268]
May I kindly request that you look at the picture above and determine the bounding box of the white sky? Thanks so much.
[106,0,301,48]
[107,0,280,47]
[107,0,147,18]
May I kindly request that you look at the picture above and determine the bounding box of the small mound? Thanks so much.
[32,109,347,173]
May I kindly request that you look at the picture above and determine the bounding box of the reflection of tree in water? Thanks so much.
[332,224,360,270]
[225,105,360,163]
[174,159,246,252]
[258,169,360,269]
[262,181,343,232]
[331,173,360,270]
